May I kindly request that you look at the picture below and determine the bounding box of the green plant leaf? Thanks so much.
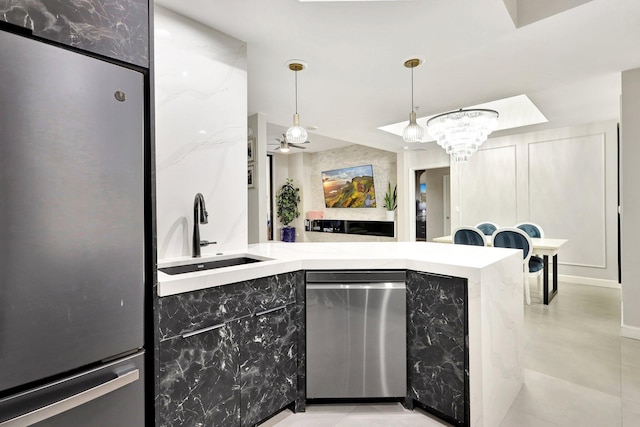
[275,178,301,226]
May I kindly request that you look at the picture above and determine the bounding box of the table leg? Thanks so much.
[543,255,549,304]
[552,254,559,296]
[543,254,559,304]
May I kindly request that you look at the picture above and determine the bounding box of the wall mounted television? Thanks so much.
[321,164,377,208]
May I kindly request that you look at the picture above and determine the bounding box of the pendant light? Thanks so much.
[402,58,425,143]
[285,61,309,144]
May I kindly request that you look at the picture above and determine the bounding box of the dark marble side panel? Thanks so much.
[157,321,241,427]
[407,271,468,426]
[0,0,149,67]
[157,281,253,341]
[294,270,306,412]
[240,303,297,427]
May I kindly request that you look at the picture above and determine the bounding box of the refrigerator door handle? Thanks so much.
[0,369,139,427]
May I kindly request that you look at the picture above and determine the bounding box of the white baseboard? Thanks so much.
[621,325,640,341]
[557,274,620,289]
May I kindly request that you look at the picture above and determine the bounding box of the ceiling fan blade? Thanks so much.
[289,143,307,149]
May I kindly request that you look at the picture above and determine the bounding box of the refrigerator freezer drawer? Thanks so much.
[0,351,145,427]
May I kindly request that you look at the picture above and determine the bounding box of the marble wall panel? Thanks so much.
[407,270,468,425]
[154,6,247,259]
[0,0,148,66]
[308,144,397,222]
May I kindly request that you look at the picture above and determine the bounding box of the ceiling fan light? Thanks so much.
[279,140,290,153]
[402,111,424,142]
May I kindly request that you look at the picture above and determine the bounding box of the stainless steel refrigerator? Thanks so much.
[0,28,146,426]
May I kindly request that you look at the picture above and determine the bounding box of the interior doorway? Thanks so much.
[415,167,451,242]
[267,154,274,241]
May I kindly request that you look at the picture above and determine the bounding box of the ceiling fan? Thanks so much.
[268,134,309,153]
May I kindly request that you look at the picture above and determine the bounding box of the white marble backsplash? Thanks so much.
[154,6,247,259]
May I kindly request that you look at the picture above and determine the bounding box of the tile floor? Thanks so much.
[261,282,640,426]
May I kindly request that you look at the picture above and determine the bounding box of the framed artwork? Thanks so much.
[248,164,255,188]
[322,164,376,208]
[248,138,256,162]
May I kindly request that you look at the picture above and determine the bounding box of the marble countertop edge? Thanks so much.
[157,242,521,297]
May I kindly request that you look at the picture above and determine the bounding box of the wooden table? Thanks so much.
[433,235,568,304]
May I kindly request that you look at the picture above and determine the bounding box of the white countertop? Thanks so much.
[157,242,521,297]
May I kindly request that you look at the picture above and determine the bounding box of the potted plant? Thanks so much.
[383,182,397,221]
[276,178,301,242]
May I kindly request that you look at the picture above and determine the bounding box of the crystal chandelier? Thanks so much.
[285,61,309,144]
[402,58,424,143]
[426,108,499,162]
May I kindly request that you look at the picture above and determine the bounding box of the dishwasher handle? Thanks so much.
[306,282,406,290]
[306,270,406,283]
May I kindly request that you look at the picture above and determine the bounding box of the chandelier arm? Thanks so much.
[426,108,499,125]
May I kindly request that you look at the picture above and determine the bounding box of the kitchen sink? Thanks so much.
[159,256,267,275]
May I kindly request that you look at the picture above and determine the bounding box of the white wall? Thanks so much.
[450,120,618,285]
[154,7,247,259]
[621,68,640,339]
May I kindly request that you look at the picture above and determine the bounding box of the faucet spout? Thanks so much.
[193,193,209,257]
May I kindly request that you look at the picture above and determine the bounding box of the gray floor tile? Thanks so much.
[622,338,640,368]
[622,365,640,403]
[510,370,622,427]
[623,399,640,426]
[500,407,560,427]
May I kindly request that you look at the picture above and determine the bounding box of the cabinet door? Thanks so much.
[158,321,241,427]
[240,304,297,427]
[406,271,469,426]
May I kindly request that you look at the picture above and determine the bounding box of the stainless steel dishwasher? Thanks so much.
[306,270,406,399]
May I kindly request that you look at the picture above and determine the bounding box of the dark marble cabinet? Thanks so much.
[240,303,297,426]
[406,271,469,426]
[158,321,241,427]
[156,272,300,427]
[0,0,149,67]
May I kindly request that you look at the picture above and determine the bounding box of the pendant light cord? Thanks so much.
[295,70,298,114]
[411,65,415,113]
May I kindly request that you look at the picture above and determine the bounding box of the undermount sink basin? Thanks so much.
[159,256,267,275]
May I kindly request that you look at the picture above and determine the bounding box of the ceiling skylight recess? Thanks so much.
[378,94,548,142]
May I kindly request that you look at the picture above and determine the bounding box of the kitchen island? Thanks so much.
[156,242,524,427]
